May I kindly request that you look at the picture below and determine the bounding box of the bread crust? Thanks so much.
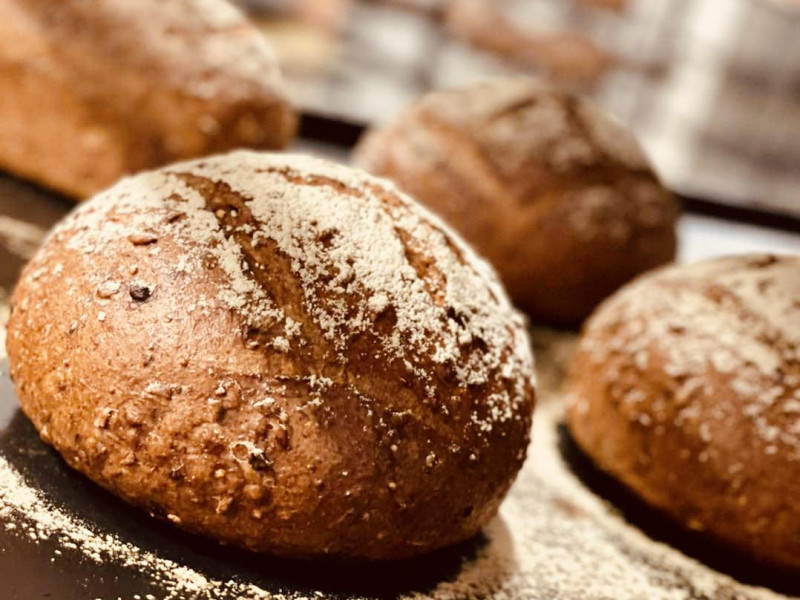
[6,151,535,560]
[0,0,297,199]
[566,254,800,571]
[353,77,678,327]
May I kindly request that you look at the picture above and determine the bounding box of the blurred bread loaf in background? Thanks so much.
[354,77,679,327]
[0,0,297,199]
[444,0,615,86]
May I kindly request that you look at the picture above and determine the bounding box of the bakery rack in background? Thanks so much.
[238,0,800,228]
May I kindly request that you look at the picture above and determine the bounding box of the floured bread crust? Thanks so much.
[6,151,535,560]
[567,254,800,571]
[354,77,678,326]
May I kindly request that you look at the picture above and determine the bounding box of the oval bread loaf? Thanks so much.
[6,151,536,560]
[567,254,800,570]
[354,77,679,326]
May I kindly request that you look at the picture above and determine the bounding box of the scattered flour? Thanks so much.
[0,330,793,600]
[0,455,295,600]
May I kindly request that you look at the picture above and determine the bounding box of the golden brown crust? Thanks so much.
[566,254,800,571]
[353,77,678,327]
[6,151,535,560]
[0,0,297,199]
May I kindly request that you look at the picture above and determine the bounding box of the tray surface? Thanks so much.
[0,331,797,600]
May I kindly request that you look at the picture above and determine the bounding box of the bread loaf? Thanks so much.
[566,254,800,570]
[0,0,297,199]
[353,77,678,327]
[6,151,535,560]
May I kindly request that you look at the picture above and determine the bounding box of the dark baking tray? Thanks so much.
[1,356,799,600]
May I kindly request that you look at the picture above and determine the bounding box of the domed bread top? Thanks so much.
[353,77,678,326]
[401,77,648,170]
[566,254,800,570]
[7,151,535,559]
[50,151,533,398]
[355,77,663,214]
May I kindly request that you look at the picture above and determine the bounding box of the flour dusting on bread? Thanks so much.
[38,150,533,437]
[580,254,800,456]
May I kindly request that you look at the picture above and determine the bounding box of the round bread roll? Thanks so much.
[353,77,679,327]
[566,254,800,570]
[6,151,535,560]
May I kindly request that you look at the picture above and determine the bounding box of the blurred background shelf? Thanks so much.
[240,0,800,224]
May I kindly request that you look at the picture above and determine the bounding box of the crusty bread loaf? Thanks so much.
[566,254,800,571]
[353,77,678,327]
[0,0,297,199]
[6,151,535,560]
